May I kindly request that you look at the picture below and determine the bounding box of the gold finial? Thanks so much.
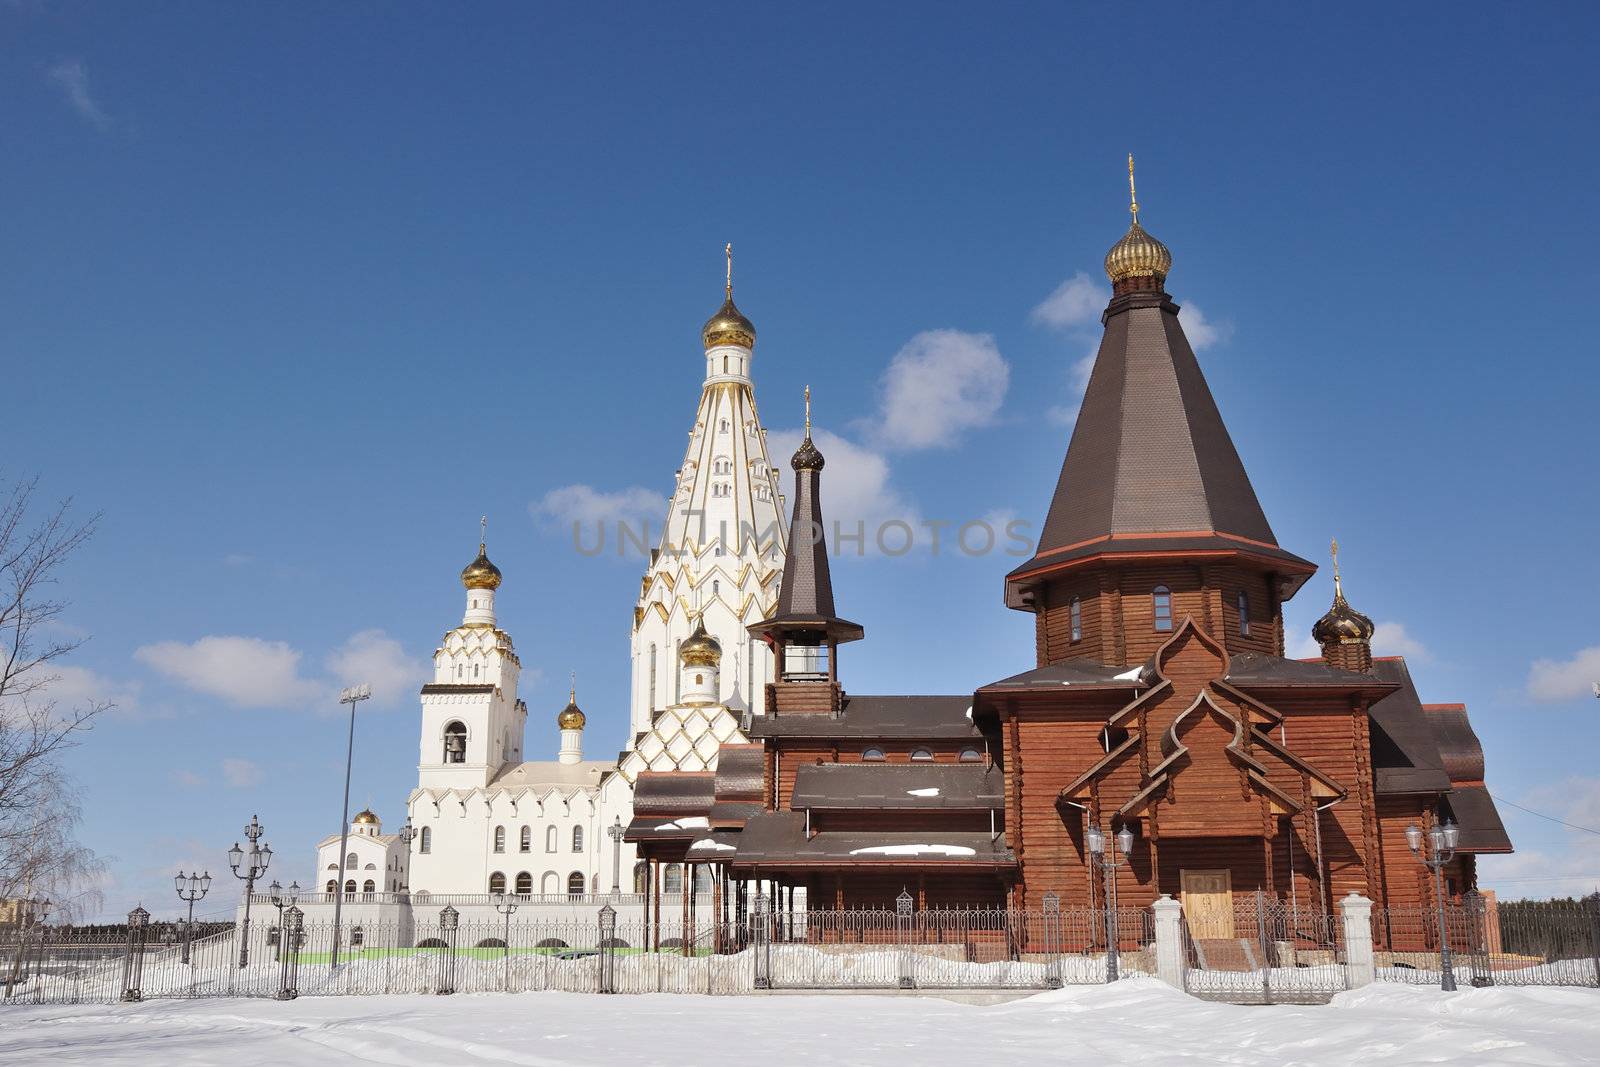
[1128,153,1139,223]
[804,385,812,437]
[479,514,487,553]
[1330,538,1343,597]
[725,242,733,299]
[570,670,576,704]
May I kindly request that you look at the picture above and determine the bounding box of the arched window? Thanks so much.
[545,826,558,852]
[571,826,584,852]
[1152,586,1174,632]
[1070,597,1082,643]
[419,826,431,854]
[1237,590,1251,636]
[519,826,531,852]
[493,826,506,853]
[959,747,983,762]
[694,865,713,892]
[515,872,533,896]
[351,925,364,946]
[488,871,506,894]
[443,721,467,763]
[862,747,886,761]
[325,880,337,894]
[362,879,375,895]
[344,880,356,899]
[911,748,934,762]
[663,864,683,893]
[567,871,585,896]
[649,644,658,710]
[634,861,649,893]
[346,852,357,869]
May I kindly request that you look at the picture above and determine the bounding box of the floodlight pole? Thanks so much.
[330,683,372,971]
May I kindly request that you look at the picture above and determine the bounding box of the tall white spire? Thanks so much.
[627,248,788,739]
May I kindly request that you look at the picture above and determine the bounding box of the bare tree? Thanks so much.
[0,477,107,921]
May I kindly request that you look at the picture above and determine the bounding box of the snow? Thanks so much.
[848,843,977,857]
[690,837,735,852]
[651,816,710,831]
[905,788,941,797]
[1113,666,1143,681]
[3,978,1597,1066]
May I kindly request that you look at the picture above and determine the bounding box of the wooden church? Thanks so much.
[627,165,1509,927]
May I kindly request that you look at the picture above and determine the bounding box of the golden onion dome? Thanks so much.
[1312,587,1375,645]
[353,808,380,826]
[679,616,722,668]
[460,544,502,590]
[1103,219,1172,285]
[557,700,586,731]
[702,296,756,350]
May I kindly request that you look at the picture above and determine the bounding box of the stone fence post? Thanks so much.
[1151,894,1184,989]
[1339,892,1375,988]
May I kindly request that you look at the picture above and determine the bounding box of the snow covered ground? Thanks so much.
[1,977,1596,1066]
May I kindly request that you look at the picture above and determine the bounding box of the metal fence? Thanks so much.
[1182,892,1347,1004]
[1376,895,1600,988]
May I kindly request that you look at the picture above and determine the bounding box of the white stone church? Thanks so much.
[296,255,787,922]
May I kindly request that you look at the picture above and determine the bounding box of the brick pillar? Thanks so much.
[1340,892,1376,988]
[1151,894,1185,988]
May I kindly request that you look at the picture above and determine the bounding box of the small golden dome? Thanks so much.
[461,544,502,590]
[702,296,756,350]
[1104,219,1172,284]
[353,809,380,826]
[679,616,722,668]
[1312,587,1374,645]
[557,700,586,731]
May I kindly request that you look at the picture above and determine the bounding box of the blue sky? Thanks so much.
[5,4,1598,919]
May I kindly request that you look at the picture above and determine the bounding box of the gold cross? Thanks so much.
[1128,153,1139,222]
[725,242,733,298]
[804,385,811,437]
[480,515,487,552]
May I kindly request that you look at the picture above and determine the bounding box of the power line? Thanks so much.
[1488,791,1600,837]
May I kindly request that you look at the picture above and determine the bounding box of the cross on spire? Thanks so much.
[1128,153,1139,223]
[570,670,576,703]
[479,514,487,553]
[804,384,812,438]
[1330,538,1343,597]
[725,242,733,299]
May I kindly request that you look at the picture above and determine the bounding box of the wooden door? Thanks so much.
[1181,869,1234,938]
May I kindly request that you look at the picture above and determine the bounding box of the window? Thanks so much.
[515,872,533,896]
[571,826,584,852]
[1070,597,1082,643]
[694,866,713,892]
[960,747,982,762]
[663,864,683,893]
[493,826,506,853]
[633,861,649,893]
[489,872,506,894]
[346,852,357,870]
[546,826,558,852]
[325,880,337,894]
[419,826,431,854]
[648,644,657,711]
[520,826,531,852]
[911,748,934,762]
[1152,586,1173,632]
[862,747,886,761]
[362,879,375,895]
[344,879,357,899]
[567,871,586,896]
[1237,591,1251,636]
[351,926,364,946]
[443,721,467,763]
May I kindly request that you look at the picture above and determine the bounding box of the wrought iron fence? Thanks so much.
[1376,895,1599,988]
[1182,891,1347,1004]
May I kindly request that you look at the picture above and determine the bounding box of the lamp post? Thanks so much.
[265,880,301,962]
[228,814,272,968]
[1406,817,1461,991]
[173,870,211,964]
[1086,822,1134,982]
[330,682,372,971]
[438,905,460,995]
[607,816,625,896]
[492,891,519,991]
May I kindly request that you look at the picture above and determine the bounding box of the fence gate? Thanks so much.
[1376,895,1600,988]
[1182,891,1347,1004]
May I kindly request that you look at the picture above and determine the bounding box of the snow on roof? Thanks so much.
[848,843,977,857]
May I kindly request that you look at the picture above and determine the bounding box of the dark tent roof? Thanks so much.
[1367,659,1453,796]
[750,435,862,644]
[1443,785,1513,854]
[631,771,715,816]
[1226,653,1398,692]
[790,763,1004,810]
[1006,291,1313,605]
[732,812,1015,867]
[747,695,981,739]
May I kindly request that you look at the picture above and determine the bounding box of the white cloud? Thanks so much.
[325,629,425,708]
[1371,621,1428,661]
[221,758,262,788]
[1287,632,1323,660]
[46,664,141,716]
[171,769,206,788]
[1177,301,1232,350]
[871,330,1008,451]
[46,59,109,129]
[533,485,665,528]
[1527,646,1600,703]
[135,635,323,709]
[1031,272,1107,330]
[1478,776,1600,900]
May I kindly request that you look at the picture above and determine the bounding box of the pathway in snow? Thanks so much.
[1,976,1596,1066]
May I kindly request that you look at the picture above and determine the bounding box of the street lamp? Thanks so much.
[607,816,625,896]
[397,818,417,895]
[492,891,519,991]
[265,880,301,961]
[330,682,372,971]
[173,870,211,964]
[1086,822,1135,981]
[438,905,460,995]
[228,814,272,968]
[1406,816,1461,991]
